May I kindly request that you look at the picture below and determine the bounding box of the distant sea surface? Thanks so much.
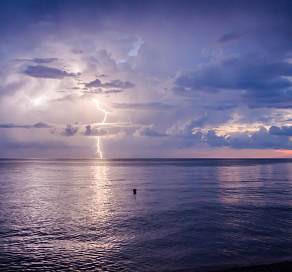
[0,158,292,271]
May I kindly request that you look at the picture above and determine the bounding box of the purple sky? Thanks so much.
[1,0,292,158]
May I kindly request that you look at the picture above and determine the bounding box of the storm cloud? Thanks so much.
[173,55,292,110]
[134,125,166,137]
[113,102,174,111]
[85,79,134,89]
[218,32,244,43]
[0,122,52,129]
[23,65,76,79]
[1,0,292,158]
[60,125,79,136]
[83,125,108,136]
[269,126,292,136]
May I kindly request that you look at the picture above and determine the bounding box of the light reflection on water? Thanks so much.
[0,159,292,271]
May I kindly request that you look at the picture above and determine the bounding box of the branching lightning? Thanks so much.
[92,99,108,159]
[93,99,108,123]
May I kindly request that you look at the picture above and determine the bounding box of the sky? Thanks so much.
[1,0,292,158]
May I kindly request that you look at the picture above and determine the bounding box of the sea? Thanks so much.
[0,158,292,271]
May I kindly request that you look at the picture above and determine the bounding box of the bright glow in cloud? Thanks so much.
[128,37,144,57]
[22,92,45,107]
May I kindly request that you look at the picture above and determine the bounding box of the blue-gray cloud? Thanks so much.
[166,126,292,150]
[61,125,78,136]
[83,88,123,95]
[167,116,208,139]
[23,65,76,79]
[113,102,174,111]
[269,125,292,136]
[229,127,291,149]
[85,79,134,89]
[203,127,292,150]
[204,104,238,111]
[84,125,108,136]
[173,54,292,109]
[0,122,52,129]
[134,126,166,137]
[218,32,244,43]
[15,58,58,64]
[205,130,228,147]
[32,58,58,64]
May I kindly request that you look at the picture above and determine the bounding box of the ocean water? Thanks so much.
[0,158,292,271]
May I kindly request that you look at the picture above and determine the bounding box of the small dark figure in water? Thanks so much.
[133,189,137,194]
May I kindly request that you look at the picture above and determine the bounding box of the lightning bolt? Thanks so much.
[96,137,103,159]
[92,99,108,159]
[22,92,43,106]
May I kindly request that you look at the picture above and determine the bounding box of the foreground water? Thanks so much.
[0,158,292,271]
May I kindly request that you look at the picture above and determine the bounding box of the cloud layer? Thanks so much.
[1,0,292,158]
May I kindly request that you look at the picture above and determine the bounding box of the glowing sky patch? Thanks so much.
[22,92,45,107]
[128,37,144,57]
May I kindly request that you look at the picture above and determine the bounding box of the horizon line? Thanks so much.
[1,157,292,160]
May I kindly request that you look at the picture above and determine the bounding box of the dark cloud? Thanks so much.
[186,116,208,130]
[23,65,76,79]
[0,123,31,129]
[165,126,292,150]
[172,130,203,149]
[112,102,173,111]
[243,91,292,109]
[61,124,78,136]
[72,49,85,54]
[269,125,292,136]
[0,122,52,129]
[134,125,166,137]
[85,78,134,89]
[32,58,58,64]
[104,89,124,94]
[83,125,108,136]
[228,127,291,149]
[85,79,104,88]
[218,32,244,43]
[175,55,292,92]
[14,58,58,63]
[167,116,208,139]
[204,127,292,150]
[84,124,93,135]
[173,54,292,108]
[33,122,52,128]
[83,88,123,95]
[49,128,57,135]
[1,0,290,25]
[204,104,238,111]
[205,130,228,147]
